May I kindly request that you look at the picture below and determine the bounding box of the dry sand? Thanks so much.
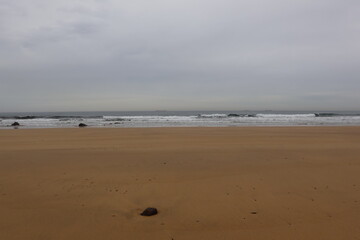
[0,127,360,240]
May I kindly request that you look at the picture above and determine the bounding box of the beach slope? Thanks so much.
[1,127,360,240]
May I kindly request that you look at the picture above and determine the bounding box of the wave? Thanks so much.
[314,113,340,117]
[103,115,194,122]
[50,116,89,119]
[227,113,257,117]
[103,117,131,122]
[2,111,360,128]
[15,116,37,119]
[314,113,360,117]
[0,115,103,120]
[0,116,39,120]
[197,114,228,118]
[197,113,259,118]
[257,114,315,118]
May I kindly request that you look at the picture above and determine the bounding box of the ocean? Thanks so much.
[1,111,360,129]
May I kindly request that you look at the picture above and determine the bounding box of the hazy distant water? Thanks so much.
[1,111,360,129]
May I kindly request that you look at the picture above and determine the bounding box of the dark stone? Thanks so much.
[228,113,240,117]
[78,123,87,127]
[11,122,20,126]
[140,207,158,216]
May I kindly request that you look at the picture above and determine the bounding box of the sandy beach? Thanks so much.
[0,127,360,240]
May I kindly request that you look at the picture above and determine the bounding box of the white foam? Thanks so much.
[1,113,360,129]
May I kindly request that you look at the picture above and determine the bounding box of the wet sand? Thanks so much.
[0,127,360,240]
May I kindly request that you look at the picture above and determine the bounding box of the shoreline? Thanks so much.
[1,124,360,130]
[2,111,360,129]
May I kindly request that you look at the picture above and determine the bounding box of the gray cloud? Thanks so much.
[0,0,359,112]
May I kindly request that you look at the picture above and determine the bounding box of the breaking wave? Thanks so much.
[1,111,360,128]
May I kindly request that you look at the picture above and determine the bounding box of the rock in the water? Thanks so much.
[140,207,158,216]
[78,123,87,127]
[11,122,20,126]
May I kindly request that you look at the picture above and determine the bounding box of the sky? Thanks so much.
[1,0,359,112]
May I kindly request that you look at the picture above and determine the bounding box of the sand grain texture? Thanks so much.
[0,127,360,240]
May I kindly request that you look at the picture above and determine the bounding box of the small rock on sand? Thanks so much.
[140,207,158,216]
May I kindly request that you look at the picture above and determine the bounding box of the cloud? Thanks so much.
[0,0,359,111]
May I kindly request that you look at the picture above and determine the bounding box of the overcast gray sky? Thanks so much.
[1,0,359,112]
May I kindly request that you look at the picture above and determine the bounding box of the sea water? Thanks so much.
[1,111,360,129]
